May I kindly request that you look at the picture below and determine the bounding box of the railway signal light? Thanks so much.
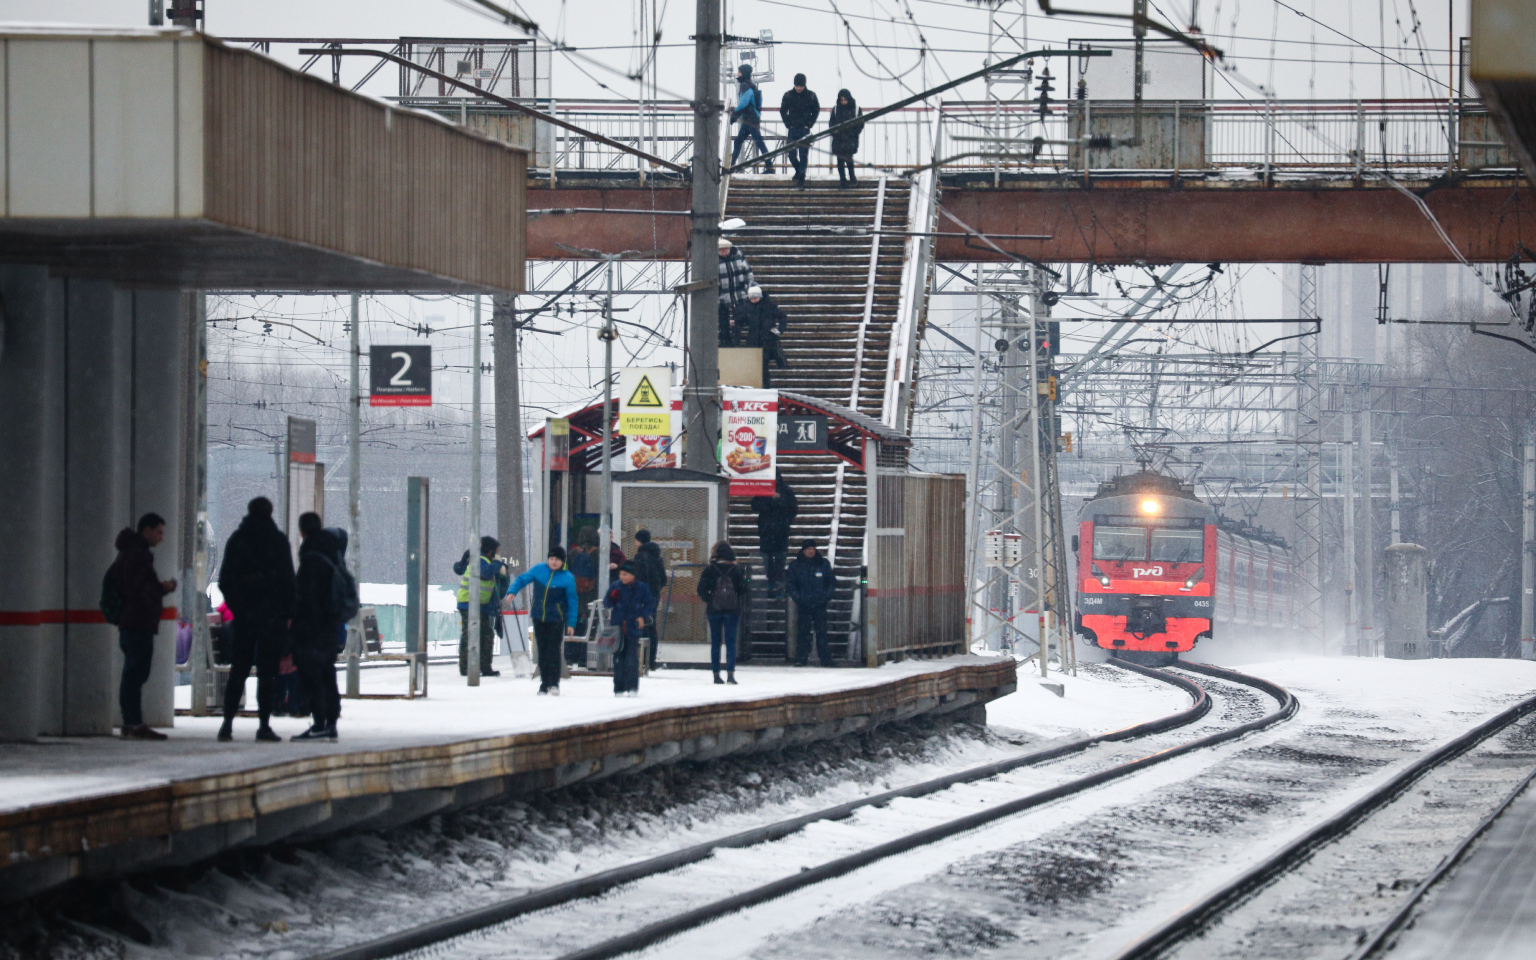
[1060,432,1073,453]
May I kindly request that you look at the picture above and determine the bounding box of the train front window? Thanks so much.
[1093,525,1146,561]
[1150,527,1203,563]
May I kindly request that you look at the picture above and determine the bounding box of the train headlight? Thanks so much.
[1140,499,1160,515]
[1091,563,1112,588]
[1181,566,1205,591]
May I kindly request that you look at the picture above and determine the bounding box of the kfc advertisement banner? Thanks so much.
[721,387,777,496]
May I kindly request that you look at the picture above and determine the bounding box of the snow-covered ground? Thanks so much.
[9,656,1529,960]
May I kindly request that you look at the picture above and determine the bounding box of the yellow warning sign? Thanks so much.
[627,375,664,408]
[618,367,672,436]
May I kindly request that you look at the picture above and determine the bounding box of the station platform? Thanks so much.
[0,655,1015,903]
[1389,779,1536,960]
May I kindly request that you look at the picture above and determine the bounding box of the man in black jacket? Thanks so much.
[786,539,836,667]
[112,513,176,740]
[750,478,798,591]
[632,530,668,669]
[736,285,789,386]
[217,497,295,742]
[290,513,345,742]
[779,73,820,186]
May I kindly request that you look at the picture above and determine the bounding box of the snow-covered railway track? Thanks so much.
[308,661,1293,960]
[1107,689,1536,960]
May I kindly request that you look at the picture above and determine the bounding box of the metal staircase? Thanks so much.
[721,177,914,661]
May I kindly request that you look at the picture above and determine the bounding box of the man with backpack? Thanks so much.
[217,497,295,742]
[289,512,357,741]
[787,538,836,667]
[696,542,749,685]
[106,513,177,740]
[730,63,773,173]
[632,530,668,669]
[509,545,580,695]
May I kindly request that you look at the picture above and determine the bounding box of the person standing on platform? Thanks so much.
[787,538,836,667]
[697,542,749,685]
[217,497,295,742]
[632,530,668,669]
[110,513,176,740]
[509,546,580,695]
[604,561,655,697]
[750,478,798,592]
[718,237,756,347]
[779,73,820,187]
[290,513,351,741]
[457,536,506,678]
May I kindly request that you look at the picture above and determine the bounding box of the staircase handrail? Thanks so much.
[883,104,944,429]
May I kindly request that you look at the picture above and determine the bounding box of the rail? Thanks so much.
[307,660,1296,960]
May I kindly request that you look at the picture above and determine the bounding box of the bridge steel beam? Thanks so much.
[525,180,1536,264]
[934,181,1536,264]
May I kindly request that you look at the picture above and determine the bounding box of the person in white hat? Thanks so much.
[738,283,789,385]
[717,238,756,346]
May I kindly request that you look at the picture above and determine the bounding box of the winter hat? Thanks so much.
[619,560,638,574]
[713,542,737,562]
[737,63,753,79]
[801,539,818,552]
[748,285,763,299]
[794,72,807,86]
[635,529,652,544]
[717,237,732,249]
[548,545,567,562]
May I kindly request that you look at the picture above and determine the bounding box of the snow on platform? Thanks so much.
[0,655,1015,901]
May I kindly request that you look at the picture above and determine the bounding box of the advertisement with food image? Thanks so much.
[625,399,683,470]
[722,387,777,496]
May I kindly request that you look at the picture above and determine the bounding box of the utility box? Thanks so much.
[1383,543,1431,659]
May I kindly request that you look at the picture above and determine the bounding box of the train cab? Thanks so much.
[1075,471,1217,658]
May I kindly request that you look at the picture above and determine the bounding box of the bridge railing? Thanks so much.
[395,96,1515,181]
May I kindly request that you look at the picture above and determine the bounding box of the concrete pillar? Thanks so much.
[0,266,65,741]
[64,279,134,734]
[1383,543,1429,660]
[128,290,186,728]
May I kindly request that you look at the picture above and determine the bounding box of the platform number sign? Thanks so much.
[369,345,432,407]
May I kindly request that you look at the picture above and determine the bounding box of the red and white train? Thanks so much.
[1074,470,1296,662]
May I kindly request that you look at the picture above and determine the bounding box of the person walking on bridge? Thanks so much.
[718,237,756,347]
[780,73,820,187]
[829,89,864,187]
[787,539,836,667]
[217,497,294,742]
[110,513,176,740]
[730,63,773,174]
[738,284,789,385]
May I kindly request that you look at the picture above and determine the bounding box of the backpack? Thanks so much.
[320,553,361,623]
[711,565,739,613]
[99,563,123,626]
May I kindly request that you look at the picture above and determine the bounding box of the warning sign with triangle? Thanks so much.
[619,366,673,438]
[627,374,664,408]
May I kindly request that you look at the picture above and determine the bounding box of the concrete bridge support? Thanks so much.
[0,266,185,740]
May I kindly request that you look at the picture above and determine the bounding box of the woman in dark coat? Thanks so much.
[696,542,750,685]
[829,89,864,186]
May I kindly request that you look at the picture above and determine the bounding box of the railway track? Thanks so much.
[1106,686,1536,960]
[306,659,1295,960]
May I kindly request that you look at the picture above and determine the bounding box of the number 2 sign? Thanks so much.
[369,345,432,407]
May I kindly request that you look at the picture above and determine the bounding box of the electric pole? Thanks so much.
[346,293,362,697]
[684,0,722,475]
[493,294,527,574]
[468,295,484,686]
[1521,425,1534,660]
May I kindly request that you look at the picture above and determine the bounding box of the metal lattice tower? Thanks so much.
[965,264,1075,675]
[1292,264,1325,647]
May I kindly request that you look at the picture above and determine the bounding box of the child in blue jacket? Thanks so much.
[604,562,656,697]
[510,546,580,694]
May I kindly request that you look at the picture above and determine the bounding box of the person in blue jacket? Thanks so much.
[730,63,773,173]
[604,561,656,697]
[509,546,580,695]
